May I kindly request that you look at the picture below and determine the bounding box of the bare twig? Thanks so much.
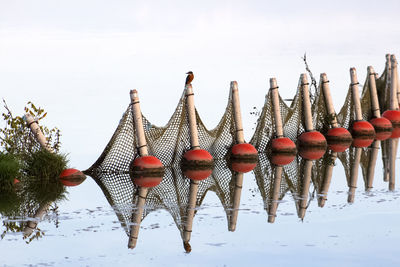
[302,53,318,103]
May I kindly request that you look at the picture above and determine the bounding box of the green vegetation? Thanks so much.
[0,153,20,188]
[0,100,67,222]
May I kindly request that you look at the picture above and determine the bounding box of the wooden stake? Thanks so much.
[25,114,52,152]
[320,73,338,128]
[270,78,284,137]
[231,81,245,144]
[350,68,363,121]
[185,85,200,150]
[130,90,149,157]
[301,74,314,131]
[366,140,380,191]
[298,160,313,220]
[268,166,283,223]
[348,147,361,203]
[318,152,337,207]
[228,172,243,231]
[367,66,381,118]
[390,55,399,110]
[128,187,149,249]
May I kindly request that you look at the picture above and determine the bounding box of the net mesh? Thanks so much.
[84,56,397,240]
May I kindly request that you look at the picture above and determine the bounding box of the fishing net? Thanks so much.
[85,89,236,176]
[89,159,237,239]
[253,152,290,217]
[83,55,398,243]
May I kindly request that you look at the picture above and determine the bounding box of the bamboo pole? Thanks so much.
[270,78,284,137]
[367,66,382,118]
[348,147,362,203]
[320,73,338,128]
[382,56,391,182]
[350,68,363,121]
[298,160,313,220]
[25,114,52,152]
[182,180,199,250]
[397,66,400,107]
[231,81,245,144]
[130,90,149,156]
[128,187,149,249]
[185,85,200,150]
[390,55,399,110]
[388,55,399,191]
[366,140,380,191]
[318,152,337,207]
[228,172,244,231]
[301,74,314,131]
[268,166,283,223]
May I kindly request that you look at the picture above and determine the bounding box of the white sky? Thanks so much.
[1,0,400,169]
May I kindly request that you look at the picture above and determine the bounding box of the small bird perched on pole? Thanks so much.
[185,71,194,86]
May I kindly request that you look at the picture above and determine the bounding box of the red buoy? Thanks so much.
[130,156,165,187]
[183,168,213,180]
[270,153,296,166]
[382,110,400,138]
[326,127,353,152]
[350,121,376,139]
[132,156,164,171]
[182,149,214,181]
[230,160,257,173]
[183,149,213,164]
[231,143,258,157]
[132,175,163,187]
[298,131,327,149]
[298,147,326,160]
[352,137,375,148]
[369,117,393,140]
[271,137,296,154]
[59,168,87,187]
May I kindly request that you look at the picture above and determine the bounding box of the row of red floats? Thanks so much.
[134,107,400,188]
[58,109,400,189]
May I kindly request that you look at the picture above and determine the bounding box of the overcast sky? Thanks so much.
[1,0,399,168]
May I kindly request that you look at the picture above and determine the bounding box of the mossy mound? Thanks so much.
[22,149,68,204]
[25,149,67,181]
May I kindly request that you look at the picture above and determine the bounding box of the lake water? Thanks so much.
[1,2,400,266]
[1,139,399,267]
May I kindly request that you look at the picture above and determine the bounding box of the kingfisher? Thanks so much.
[185,71,194,85]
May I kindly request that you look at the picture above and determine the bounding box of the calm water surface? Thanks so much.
[1,144,400,267]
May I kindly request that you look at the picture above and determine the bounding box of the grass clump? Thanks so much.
[25,149,67,181]
[23,149,68,204]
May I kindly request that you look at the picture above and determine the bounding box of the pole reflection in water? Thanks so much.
[348,147,362,203]
[318,151,337,208]
[182,179,199,253]
[23,202,52,238]
[297,160,313,220]
[267,165,282,223]
[128,187,148,249]
[366,140,380,191]
[227,171,244,231]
